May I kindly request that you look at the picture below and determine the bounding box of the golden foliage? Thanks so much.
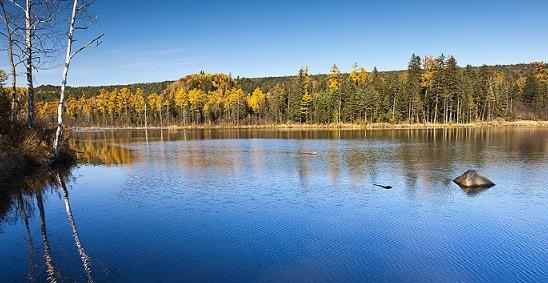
[515,76,527,97]
[350,63,368,86]
[420,56,437,88]
[534,61,547,83]
[248,87,266,114]
[328,64,341,92]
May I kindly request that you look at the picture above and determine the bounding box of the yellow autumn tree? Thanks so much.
[131,88,145,123]
[248,87,266,115]
[119,87,132,116]
[515,76,527,99]
[187,89,206,123]
[225,87,246,123]
[147,92,168,126]
[299,91,313,122]
[534,61,547,83]
[174,88,188,123]
[80,95,93,124]
[96,89,109,120]
[350,63,368,86]
[420,56,437,88]
[107,89,119,122]
[328,64,341,92]
[174,89,188,110]
[204,90,223,123]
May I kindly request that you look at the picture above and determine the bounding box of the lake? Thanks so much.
[1,128,547,282]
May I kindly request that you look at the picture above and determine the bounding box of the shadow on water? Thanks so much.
[456,184,492,196]
[0,166,96,282]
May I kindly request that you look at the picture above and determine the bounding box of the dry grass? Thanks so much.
[74,120,548,131]
[0,117,75,186]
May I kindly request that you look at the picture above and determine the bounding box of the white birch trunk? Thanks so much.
[25,0,35,126]
[54,0,78,154]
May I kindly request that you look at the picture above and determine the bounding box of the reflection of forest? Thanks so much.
[75,127,547,159]
[73,128,546,192]
[172,127,546,168]
[0,168,95,282]
[74,141,137,166]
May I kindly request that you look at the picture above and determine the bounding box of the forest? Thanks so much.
[23,56,547,127]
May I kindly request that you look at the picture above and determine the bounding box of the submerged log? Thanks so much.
[373,184,392,189]
[453,170,495,188]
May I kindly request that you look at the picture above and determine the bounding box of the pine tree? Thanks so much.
[444,56,461,123]
[328,64,342,123]
[406,54,422,122]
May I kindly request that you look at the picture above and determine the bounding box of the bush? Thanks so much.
[0,93,75,184]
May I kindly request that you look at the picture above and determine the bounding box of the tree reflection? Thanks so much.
[36,191,59,282]
[58,174,94,282]
[75,142,137,166]
[0,167,95,282]
[17,193,37,281]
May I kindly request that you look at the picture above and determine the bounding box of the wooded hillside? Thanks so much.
[30,56,546,127]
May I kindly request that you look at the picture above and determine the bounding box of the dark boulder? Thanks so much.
[453,170,495,188]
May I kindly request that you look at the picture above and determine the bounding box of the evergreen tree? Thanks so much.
[406,54,422,122]
[444,56,461,123]
[328,64,342,123]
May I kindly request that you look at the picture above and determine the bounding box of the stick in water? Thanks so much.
[373,184,392,189]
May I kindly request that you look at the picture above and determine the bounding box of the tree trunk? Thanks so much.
[0,1,18,118]
[159,103,163,127]
[392,95,396,121]
[456,97,460,124]
[407,101,411,122]
[25,0,35,126]
[487,99,491,121]
[443,98,448,123]
[144,102,148,128]
[433,95,439,124]
[54,0,78,154]
[338,92,342,124]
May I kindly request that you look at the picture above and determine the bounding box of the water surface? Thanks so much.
[1,128,547,282]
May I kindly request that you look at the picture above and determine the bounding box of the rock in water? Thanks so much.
[453,170,495,188]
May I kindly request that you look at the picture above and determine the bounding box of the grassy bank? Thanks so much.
[72,120,548,131]
[0,124,75,187]
[0,97,75,187]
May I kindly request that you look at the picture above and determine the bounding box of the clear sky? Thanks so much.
[6,0,548,86]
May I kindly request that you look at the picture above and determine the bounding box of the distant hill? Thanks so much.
[35,63,536,101]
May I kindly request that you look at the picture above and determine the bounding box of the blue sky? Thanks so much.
[6,0,548,86]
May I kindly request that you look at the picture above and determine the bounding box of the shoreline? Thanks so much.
[72,120,548,132]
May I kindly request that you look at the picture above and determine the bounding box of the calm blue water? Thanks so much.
[1,128,547,282]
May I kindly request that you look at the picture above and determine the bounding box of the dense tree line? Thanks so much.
[24,56,548,127]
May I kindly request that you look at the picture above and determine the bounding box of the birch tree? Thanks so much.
[0,0,20,117]
[8,0,62,126]
[53,0,102,154]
